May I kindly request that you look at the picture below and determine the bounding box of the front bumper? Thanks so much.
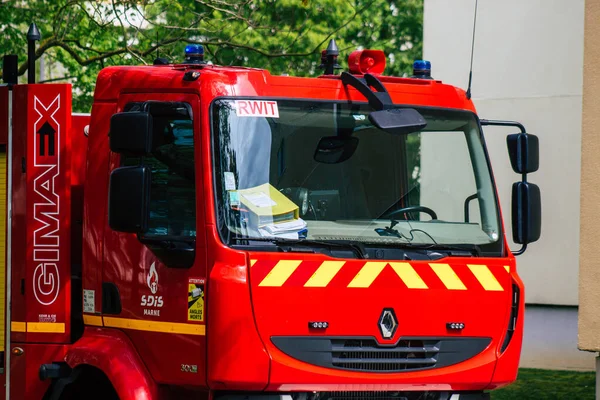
[214,392,490,400]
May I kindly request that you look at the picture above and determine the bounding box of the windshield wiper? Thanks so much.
[231,237,480,259]
[376,223,440,244]
[394,242,482,257]
[231,237,368,259]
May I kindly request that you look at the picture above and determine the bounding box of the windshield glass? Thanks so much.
[212,99,502,256]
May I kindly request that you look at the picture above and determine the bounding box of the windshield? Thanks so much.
[212,99,502,256]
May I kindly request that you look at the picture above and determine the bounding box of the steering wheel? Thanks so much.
[383,206,438,221]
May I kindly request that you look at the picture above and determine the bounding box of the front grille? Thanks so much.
[316,392,445,400]
[319,392,413,400]
[331,339,439,371]
[271,336,491,373]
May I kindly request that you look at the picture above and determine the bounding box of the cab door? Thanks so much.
[102,93,207,386]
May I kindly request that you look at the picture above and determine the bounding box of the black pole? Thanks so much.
[319,39,341,75]
[27,23,41,84]
[2,55,18,85]
[324,39,339,75]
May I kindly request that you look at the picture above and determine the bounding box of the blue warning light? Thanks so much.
[184,44,205,64]
[412,60,432,79]
[185,44,204,56]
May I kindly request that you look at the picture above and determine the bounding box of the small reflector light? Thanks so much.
[12,347,23,356]
[309,321,329,329]
[412,60,432,79]
[446,322,465,331]
[183,71,201,81]
[348,49,386,75]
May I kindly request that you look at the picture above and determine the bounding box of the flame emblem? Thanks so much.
[147,262,159,294]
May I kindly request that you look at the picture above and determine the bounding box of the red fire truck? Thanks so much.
[0,32,541,400]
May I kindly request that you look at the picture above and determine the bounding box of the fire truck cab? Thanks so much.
[0,40,541,400]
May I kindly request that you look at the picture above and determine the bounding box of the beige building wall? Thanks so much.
[424,0,584,305]
[579,0,600,351]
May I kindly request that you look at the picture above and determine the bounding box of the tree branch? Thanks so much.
[0,0,378,81]
[39,75,76,84]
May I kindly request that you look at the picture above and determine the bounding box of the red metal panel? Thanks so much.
[11,86,29,344]
[0,86,8,397]
[81,103,114,315]
[260,256,503,390]
[11,84,72,344]
[93,66,477,113]
[487,272,525,390]
[9,343,67,400]
[64,327,158,400]
[70,115,89,296]
[69,115,89,188]
[98,93,207,386]
[206,253,270,391]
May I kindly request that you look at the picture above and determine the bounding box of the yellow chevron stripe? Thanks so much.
[430,263,467,290]
[250,259,257,267]
[504,265,510,273]
[348,262,387,288]
[468,264,504,291]
[305,261,345,287]
[259,260,302,286]
[389,262,428,289]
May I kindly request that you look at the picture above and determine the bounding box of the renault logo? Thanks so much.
[378,308,398,339]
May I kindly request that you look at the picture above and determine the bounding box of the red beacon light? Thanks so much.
[348,49,386,75]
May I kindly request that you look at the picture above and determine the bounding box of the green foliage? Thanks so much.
[0,0,423,112]
[492,368,595,400]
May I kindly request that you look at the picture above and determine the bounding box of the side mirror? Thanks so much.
[314,136,359,164]
[369,108,427,135]
[507,133,539,173]
[512,182,541,244]
[108,166,151,233]
[109,112,155,155]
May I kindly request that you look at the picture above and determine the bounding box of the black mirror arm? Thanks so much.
[480,119,529,180]
[512,243,527,256]
[480,119,526,134]
[480,119,532,257]
[364,73,387,93]
[340,72,392,110]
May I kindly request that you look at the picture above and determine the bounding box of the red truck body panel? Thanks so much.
[250,255,516,391]
[10,84,72,343]
[0,60,523,399]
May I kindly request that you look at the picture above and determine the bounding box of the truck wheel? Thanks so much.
[57,366,119,400]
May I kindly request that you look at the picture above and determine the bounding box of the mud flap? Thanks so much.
[46,367,81,400]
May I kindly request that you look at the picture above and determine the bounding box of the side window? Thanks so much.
[123,105,196,239]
